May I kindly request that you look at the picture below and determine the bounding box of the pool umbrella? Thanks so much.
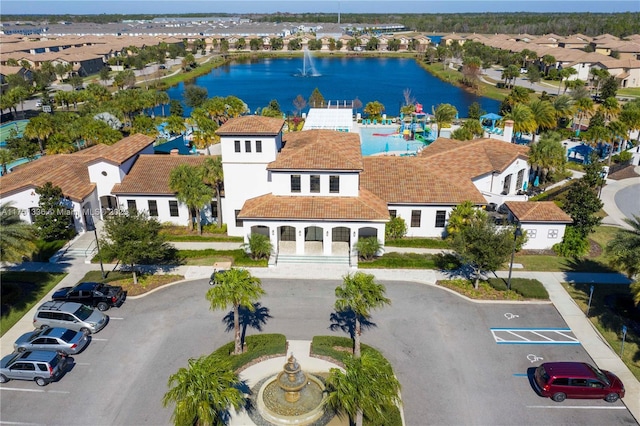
[534,176,540,187]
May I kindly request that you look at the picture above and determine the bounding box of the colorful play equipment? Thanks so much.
[399,103,436,144]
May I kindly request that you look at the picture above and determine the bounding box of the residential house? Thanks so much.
[505,201,572,250]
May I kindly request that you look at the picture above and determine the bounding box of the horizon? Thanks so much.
[1,1,638,16]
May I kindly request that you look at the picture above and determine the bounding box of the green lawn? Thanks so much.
[563,283,640,380]
[0,271,67,336]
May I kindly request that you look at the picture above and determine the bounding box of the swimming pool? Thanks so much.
[359,127,434,156]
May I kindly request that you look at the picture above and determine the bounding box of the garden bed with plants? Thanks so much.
[437,277,549,301]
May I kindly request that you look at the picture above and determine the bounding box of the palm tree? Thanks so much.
[446,200,486,238]
[334,272,390,358]
[433,103,458,138]
[325,351,401,426]
[205,268,265,355]
[503,103,536,141]
[23,114,54,154]
[605,120,628,167]
[541,55,556,76]
[0,201,36,263]
[551,94,574,127]
[169,164,213,234]
[201,157,224,227]
[527,132,566,183]
[0,148,15,175]
[606,215,640,279]
[165,115,186,137]
[162,354,245,426]
[574,97,595,135]
[600,97,621,123]
[557,67,577,94]
[527,99,555,143]
[240,233,273,260]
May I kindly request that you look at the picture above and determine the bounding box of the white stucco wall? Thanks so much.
[241,219,386,256]
[472,159,529,196]
[390,204,455,238]
[521,223,567,250]
[270,171,359,196]
[88,162,125,198]
[115,194,192,227]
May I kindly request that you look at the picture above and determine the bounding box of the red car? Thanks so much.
[533,362,625,403]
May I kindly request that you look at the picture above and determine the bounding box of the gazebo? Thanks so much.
[479,113,503,133]
[567,143,595,164]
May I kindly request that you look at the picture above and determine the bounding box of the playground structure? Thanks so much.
[399,103,435,143]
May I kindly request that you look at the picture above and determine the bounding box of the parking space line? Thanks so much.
[526,405,628,410]
[108,317,124,320]
[0,387,69,394]
[0,421,45,425]
[490,328,580,345]
[90,338,108,341]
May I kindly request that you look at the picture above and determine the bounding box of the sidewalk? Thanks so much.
[1,253,638,423]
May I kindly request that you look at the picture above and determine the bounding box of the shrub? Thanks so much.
[553,226,589,257]
[202,223,228,234]
[487,278,549,299]
[212,334,286,371]
[612,150,632,164]
[354,237,381,261]
[385,216,407,240]
[385,238,450,249]
[433,253,462,270]
[241,233,273,260]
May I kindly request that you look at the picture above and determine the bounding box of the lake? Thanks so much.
[166,56,500,117]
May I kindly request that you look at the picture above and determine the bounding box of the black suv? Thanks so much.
[52,282,126,311]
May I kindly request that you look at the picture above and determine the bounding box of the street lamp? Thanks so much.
[507,223,523,291]
[87,216,105,279]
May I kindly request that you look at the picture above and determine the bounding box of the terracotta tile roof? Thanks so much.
[361,156,486,204]
[419,137,529,177]
[86,134,154,165]
[505,201,573,223]
[111,155,210,195]
[239,189,389,221]
[216,115,284,135]
[0,154,95,202]
[268,130,363,171]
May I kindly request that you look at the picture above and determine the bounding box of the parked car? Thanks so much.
[0,350,67,386]
[33,301,108,334]
[52,281,126,311]
[14,327,89,355]
[533,362,625,402]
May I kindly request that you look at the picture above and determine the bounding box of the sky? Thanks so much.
[0,0,638,15]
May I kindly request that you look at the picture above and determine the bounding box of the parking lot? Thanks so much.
[0,278,636,425]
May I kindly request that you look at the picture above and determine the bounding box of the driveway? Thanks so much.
[0,278,634,425]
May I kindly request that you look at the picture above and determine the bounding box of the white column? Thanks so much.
[296,226,305,255]
[323,227,332,255]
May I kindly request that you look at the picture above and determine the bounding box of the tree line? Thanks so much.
[3,12,639,37]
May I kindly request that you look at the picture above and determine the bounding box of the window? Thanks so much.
[210,201,218,220]
[169,200,179,217]
[291,175,301,193]
[234,140,241,153]
[148,200,158,217]
[502,174,512,195]
[528,229,537,238]
[256,140,262,153]
[310,175,320,193]
[516,169,525,191]
[411,210,421,227]
[552,378,569,386]
[389,210,397,218]
[329,175,340,193]
[245,140,251,152]
[235,209,243,227]
[126,200,137,213]
[435,210,446,228]
[548,229,559,239]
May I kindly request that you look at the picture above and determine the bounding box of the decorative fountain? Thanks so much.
[298,48,320,77]
[256,354,327,425]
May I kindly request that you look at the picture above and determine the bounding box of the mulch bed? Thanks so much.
[607,164,640,180]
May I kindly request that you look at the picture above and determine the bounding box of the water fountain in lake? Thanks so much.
[256,354,327,425]
[297,48,320,77]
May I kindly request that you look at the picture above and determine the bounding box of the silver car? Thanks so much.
[14,327,89,355]
[0,350,67,386]
[33,301,108,334]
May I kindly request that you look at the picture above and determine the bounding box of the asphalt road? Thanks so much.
[0,278,635,425]
[614,184,640,221]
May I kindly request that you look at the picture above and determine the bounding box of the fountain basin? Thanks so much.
[257,373,327,425]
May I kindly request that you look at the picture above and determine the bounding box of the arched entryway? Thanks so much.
[332,226,351,256]
[278,225,296,254]
[304,226,323,255]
